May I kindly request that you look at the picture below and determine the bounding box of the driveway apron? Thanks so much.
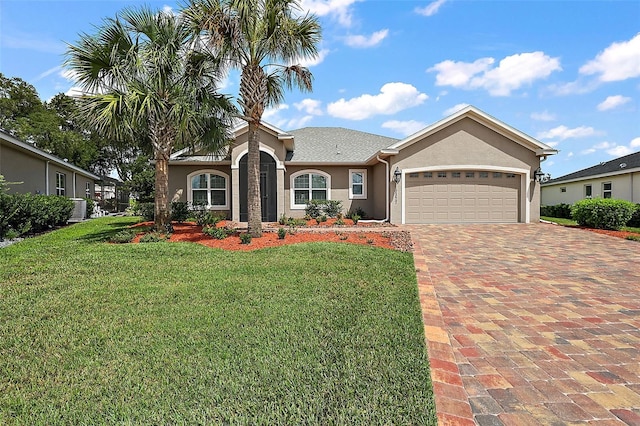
[408,224,640,426]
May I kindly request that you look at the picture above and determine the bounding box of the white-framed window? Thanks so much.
[85,181,91,198]
[603,182,612,199]
[479,172,489,178]
[465,172,475,178]
[423,172,433,178]
[56,172,66,196]
[437,171,447,178]
[560,187,567,193]
[585,184,592,198]
[187,170,229,209]
[349,169,367,199]
[291,170,330,209]
[493,172,503,178]
[452,172,461,178]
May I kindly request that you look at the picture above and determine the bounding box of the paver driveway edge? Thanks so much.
[408,224,640,426]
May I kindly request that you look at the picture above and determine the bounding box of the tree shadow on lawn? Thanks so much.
[75,217,145,243]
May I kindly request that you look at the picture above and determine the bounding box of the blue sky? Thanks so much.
[1,0,639,179]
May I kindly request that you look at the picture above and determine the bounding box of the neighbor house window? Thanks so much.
[85,182,91,198]
[585,184,592,198]
[423,172,433,178]
[452,172,461,178]
[465,172,475,178]
[56,172,66,196]
[479,172,489,178]
[493,172,503,178]
[187,171,228,209]
[437,172,447,178]
[603,182,612,198]
[560,187,567,193]
[349,169,367,199]
[506,173,516,178]
[291,170,330,209]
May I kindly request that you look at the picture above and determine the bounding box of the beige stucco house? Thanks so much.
[541,151,640,206]
[0,129,99,198]
[168,106,557,224]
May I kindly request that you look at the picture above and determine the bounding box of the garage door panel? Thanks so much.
[406,171,520,224]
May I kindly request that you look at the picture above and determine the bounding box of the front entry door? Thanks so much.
[239,152,277,222]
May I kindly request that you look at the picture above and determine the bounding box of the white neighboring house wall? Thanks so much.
[541,169,640,205]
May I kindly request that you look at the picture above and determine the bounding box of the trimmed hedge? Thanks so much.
[571,198,637,230]
[540,203,572,219]
[305,200,343,218]
[627,204,640,227]
[0,193,74,240]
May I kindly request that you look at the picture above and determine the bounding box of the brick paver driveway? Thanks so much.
[408,223,640,425]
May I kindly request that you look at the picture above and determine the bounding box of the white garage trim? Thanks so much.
[400,165,531,224]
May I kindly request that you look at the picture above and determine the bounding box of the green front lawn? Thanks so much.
[541,216,640,234]
[0,217,436,425]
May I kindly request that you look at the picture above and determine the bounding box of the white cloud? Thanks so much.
[345,29,388,48]
[567,151,574,157]
[34,66,62,81]
[547,79,599,96]
[262,104,289,122]
[581,148,596,155]
[429,52,561,96]
[415,0,447,17]
[607,145,634,157]
[294,98,323,115]
[597,95,632,111]
[381,120,427,136]
[537,125,598,141]
[530,111,556,122]
[580,33,640,82]
[299,0,361,27]
[546,141,559,148]
[327,82,428,120]
[443,103,469,116]
[630,137,640,148]
[286,115,314,129]
[295,49,329,67]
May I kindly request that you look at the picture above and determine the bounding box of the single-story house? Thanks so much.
[0,128,99,198]
[541,151,640,206]
[168,106,557,224]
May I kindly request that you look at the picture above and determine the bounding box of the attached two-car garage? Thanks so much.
[404,170,521,224]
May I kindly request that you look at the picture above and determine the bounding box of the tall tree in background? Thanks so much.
[185,0,321,237]
[65,6,236,230]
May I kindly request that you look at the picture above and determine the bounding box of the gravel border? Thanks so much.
[0,238,24,249]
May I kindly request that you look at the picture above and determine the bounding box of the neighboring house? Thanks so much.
[541,151,640,206]
[0,129,99,199]
[168,106,557,224]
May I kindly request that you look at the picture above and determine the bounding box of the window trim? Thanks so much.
[85,181,91,198]
[602,182,612,199]
[290,170,331,210]
[186,170,229,210]
[56,172,66,196]
[584,184,592,198]
[349,169,367,200]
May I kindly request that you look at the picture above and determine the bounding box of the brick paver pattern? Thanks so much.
[408,224,640,426]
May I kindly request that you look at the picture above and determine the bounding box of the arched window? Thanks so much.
[187,171,228,209]
[290,170,331,209]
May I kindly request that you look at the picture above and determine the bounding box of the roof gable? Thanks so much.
[389,105,557,157]
[544,151,640,185]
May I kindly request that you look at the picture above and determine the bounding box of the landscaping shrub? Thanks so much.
[277,227,286,239]
[627,204,640,227]
[85,198,95,218]
[323,200,342,218]
[203,225,233,240]
[170,201,189,223]
[109,230,136,244]
[571,198,637,230]
[348,207,367,220]
[139,232,166,243]
[239,233,252,244]
[304,200,323,218]
[192,205,224,227]
[135,202,155,221]
[305,199,343,218]
[350,214,361,225]
[0,191,74,239]
[540,203,572,219]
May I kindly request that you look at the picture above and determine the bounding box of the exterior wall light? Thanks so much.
[393,167,401,183]
[534,167,549,183]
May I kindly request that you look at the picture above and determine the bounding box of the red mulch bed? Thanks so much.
[576,227,638,240]
[131,221,407,251]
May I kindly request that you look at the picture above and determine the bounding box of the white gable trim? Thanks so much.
[231,145,285,170]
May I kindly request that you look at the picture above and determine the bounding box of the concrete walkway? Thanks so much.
[407,224,640,425]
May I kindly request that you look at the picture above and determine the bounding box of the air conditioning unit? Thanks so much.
[69,198,87,222]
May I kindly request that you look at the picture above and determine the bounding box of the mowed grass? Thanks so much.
[0,217,436,425]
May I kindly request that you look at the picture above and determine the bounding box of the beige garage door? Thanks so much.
[405,171,520,224]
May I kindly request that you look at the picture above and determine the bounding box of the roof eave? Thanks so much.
[542,166,640,186]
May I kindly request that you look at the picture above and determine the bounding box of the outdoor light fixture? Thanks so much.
[534,167,546,183]
[393,167,402,183]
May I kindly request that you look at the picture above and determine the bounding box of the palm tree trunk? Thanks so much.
[154,151,170,231]
[247,121,262,237]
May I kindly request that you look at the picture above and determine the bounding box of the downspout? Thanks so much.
[73,172,77,197]
[45,161,50,195]
[359,155,389,223]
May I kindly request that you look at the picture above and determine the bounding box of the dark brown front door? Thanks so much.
[239,152,277,222]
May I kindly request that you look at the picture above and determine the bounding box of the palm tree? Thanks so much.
[65,6,236,230]
[184,0,321,237]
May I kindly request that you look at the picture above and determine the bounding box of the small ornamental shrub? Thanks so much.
[350,207,367,219]
[279,213,287,225]
[626,235,640,242]
[109,230,136,244]
[170,202,189,223]
[85,198,95,218]
[350,214,361,225]
[305,200,323,218]
[324,200,342,218]
[540,203,572,219]
[135,202,155,221]
[139,232,166,243]
[627,204,640,227]
[194,209,224,227]
[203,225,233,240]
[335,218,345,226]
[277,227,286,239]
[571,198,637,230]
[239,233,252,244]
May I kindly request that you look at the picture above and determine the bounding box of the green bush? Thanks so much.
[305,200,323,218]
[85,198,95,218]
[351,214,361,225]
[139,232,166,243]
[627,204,640,227]
[109,230,136,244]
[239,233,252,244]
[203,225,233,240]
[540,203,572,219]
[571,198,637,230]
[277,227,286,239]
[192,204,224,227]
[0,192,74,239]
[171,202,189,223]
[348,207,367,220]
[305,199,343,218]
[135,202,155,221]
[324,200,342,218]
